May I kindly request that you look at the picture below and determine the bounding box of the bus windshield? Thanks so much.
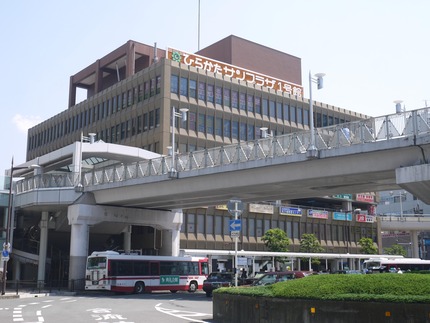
[87,256,107,269]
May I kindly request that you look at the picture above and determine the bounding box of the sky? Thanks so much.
[0,0,429,173]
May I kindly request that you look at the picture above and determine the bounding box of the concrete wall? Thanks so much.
[213,293,430,323]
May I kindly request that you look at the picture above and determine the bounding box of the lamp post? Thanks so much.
[307,71,325,159]
[168,107,188,178]
[1,158,40,295]
[390,190,406,218]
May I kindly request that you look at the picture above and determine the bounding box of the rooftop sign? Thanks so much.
[167,48,303,97]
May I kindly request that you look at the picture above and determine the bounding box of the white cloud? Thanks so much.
[12,114,42,133]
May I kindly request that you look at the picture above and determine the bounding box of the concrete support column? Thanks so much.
[411,230,420,258]
[123,226,132,254]
[160,209,182,256]
[13,258,21,281]
[37,211,49,286]
[69,222,89,285]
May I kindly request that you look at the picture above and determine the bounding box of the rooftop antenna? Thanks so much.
[424,99,429,108]
[153,42,159,63]
[198,0,201,51]
[115,62,120,82]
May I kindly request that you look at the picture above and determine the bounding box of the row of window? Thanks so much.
[171,75,310,126]
[181,212,374,243]
[28,76,162,151]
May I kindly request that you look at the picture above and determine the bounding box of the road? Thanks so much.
[0,291,214,323]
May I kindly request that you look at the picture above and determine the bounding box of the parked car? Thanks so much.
[252,271,312,286]
[203,272,235,297]
[203,272,253,297]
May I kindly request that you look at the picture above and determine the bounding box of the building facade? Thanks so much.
[6,36,378,279]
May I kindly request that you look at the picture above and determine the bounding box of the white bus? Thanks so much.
[85,251,209,294]
[363,257,430,273]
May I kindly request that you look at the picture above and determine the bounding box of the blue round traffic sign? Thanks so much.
[2,250,9,258]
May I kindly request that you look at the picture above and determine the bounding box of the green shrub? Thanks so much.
[215,273,430,303]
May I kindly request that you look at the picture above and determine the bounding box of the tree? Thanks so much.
[384,244,407,257]
[358,237,378,254]
[261,228,291,270]
[261,228,290,252]
[299,233,324,269]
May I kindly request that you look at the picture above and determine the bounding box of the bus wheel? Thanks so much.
[134,281,145,294]
[188,281,198,293]
[170,290,178,293]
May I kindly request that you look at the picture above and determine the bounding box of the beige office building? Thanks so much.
[24,35,377,272]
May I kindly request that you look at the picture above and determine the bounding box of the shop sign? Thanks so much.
[333,212,352,221]
[167,48,303,96]
[307,209,329,219]
[279,207,302,217]
[215,205,228,210]
[356,193,374,202]
[249,203,273,214]
[332,194,352,200]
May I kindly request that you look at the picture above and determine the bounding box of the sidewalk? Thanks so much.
[0,291,77,299]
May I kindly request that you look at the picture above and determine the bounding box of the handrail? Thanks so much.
[14,107,430,193]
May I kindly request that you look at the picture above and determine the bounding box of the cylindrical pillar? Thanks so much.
[37,211,49,287]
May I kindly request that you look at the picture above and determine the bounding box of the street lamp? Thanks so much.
[169,107,188,178]
[390,190,406,218]
[1,158,40,295]
[307,71,325,159]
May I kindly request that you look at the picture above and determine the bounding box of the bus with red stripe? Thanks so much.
[85,251,209,294]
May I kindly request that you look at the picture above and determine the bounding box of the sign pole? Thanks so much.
[227,198,243,288]
[234,202,238,287]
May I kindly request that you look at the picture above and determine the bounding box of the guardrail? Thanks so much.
[15,107,430,192]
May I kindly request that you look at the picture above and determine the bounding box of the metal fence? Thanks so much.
[15,107,430,193]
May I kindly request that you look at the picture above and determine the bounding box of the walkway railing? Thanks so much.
[15,107,430,192]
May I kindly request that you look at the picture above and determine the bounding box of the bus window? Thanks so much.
[150,262,159,275]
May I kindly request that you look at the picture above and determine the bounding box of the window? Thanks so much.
[198,113,205,133]
[180,77,188,96]
[247,124,254,140]
[277,102,283,120]
[143,113,148,131]
[283,103,289,121]
[198,82,206,100]
[215,87,222,105]
[155,108,160,127]
[232,120,239,139]
[150,78,155,97]
[231,91,238,109]
[215,117,222,136]
[239,93,246,110]
[256,219,263,237]
[255,97,261,115]
[206,215,213,234]
[187,213,195,233]
[207,115,214,135]
[249,218,255,237]
[189,111,197,131]
[291,106,296,123]
[223,119,231,137]
[197,214,204,234]
[262,99,268,116]
[215,215,222,235]
[223,88,230,107]
[207,84,214,103]
[240,122,246,140]
[149,110,154,129]
[303,109,309,126]
[189,79,197,98]
[156,76,161,94]
[297,107,303,125]
[269,100,275,117]
[247,94,254,112]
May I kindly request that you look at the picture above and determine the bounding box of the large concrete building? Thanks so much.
[3,36,378,282]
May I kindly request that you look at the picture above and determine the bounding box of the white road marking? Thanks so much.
[155,303,211,323]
